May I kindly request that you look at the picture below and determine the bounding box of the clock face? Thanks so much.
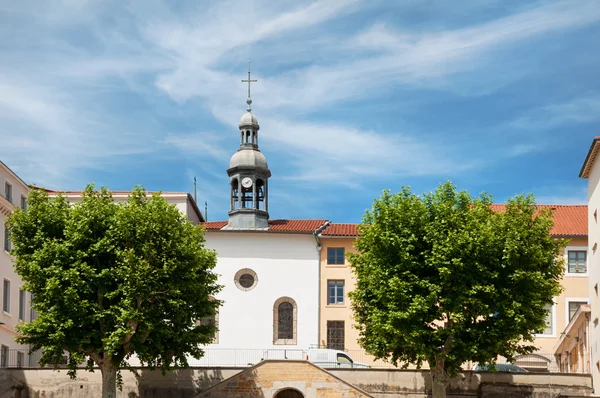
[242,177,253,188]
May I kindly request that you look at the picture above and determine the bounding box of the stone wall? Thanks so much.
[198,360,370,397]
[0,365,593,398]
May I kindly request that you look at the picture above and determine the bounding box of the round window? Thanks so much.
[234,268,258,291]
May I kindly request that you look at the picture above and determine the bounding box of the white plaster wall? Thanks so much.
[587,157,600,393]
[204,232,320,351]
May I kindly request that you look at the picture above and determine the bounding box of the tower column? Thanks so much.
[230,181,234,211]
[265,180,269,212]
[239,178,244,208]
[252,179,257,209]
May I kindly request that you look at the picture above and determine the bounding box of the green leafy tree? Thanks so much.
[348,182,565,398]
[7,185,221,398]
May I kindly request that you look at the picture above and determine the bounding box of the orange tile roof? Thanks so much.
[202,219,329,234]
[489,204,587,236]
[321,223,360,237]
[203,221,229,230]
[41,188,188,195]
[319,205,587,238]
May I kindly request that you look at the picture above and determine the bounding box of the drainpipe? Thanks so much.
[313,221,330,348]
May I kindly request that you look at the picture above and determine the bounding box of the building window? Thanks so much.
[327,321,345,350]
[273,297,297,345]
[4,182,12,203]
[16,351,24,368]
[3,226,10,252]
[30,293,37,321]
[198,297,219,344]
[567,251,587,274]
[327,280,344,305]
[541,303,553,335]
[327,248,345,265]
[568,301,587,322]
[19,289,26,321]
[3,279,10,313]
[0,345,8,368]
[20,195,27,211]
[234,268,258,291]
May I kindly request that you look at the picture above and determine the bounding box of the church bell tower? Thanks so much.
[227,61,271,229]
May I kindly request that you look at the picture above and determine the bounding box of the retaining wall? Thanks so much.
[0,366,593,398]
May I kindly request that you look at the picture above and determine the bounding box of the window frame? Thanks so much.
[233,268,258,292]
[2,278,10,314]
[4,181,12,204]
[197,296,219,344]
[534,301,556,338]
[20,195,27,211]
[565,297,589,327]
[3,226,10,253]
[327,247,345,265]
[18,288,26,321]
[273,297,297,345]
[565,246,588,276]
[327,280,345,305]
[327,320,345,351]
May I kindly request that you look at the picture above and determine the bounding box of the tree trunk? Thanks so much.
[432,355,449,398]
[100,362,118,398]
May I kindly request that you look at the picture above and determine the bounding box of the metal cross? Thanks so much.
[241,60,257,111]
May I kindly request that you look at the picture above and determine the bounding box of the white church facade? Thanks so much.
[201,69,326,352]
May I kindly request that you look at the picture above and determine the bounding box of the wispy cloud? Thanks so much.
[0,0,598,219]
[511,95,600,131]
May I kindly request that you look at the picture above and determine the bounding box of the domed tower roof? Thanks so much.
[229,149,268,170]
[239,111,259,129]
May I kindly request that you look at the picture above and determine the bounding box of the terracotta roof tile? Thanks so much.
[42,188,188,195]
[202,219,329,233]
[322,223,360,237]
[203,221,228,230]
[319,205,587,238]
[490,204,587,236]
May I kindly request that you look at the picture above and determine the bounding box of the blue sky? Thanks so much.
[0,0,599,223]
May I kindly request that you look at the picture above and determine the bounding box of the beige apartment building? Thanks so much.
[0,161,32,368]
[0,160,205,369]
[318,206,589,370]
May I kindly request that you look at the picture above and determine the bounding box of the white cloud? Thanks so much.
[0,0,598,202]
[512,95,600,130]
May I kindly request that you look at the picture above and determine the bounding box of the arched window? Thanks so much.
[273,297,297,345]
[198,297,219,344]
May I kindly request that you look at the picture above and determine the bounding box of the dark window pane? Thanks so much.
[278,302,293,339]
[327,248,336,264]
[327,321,345,350]
[336,248,345,264]
[569,301,586,321]
[568,251,587,273]
[239,274,255,288]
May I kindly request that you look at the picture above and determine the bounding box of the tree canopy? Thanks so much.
[7,185,221,398]
[348,182,565,398]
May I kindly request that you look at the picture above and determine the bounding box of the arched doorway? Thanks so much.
[274,388,304,398]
